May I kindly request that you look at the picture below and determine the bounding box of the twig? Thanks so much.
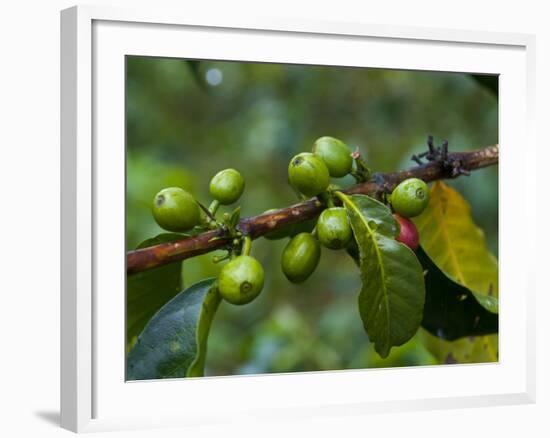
[127,144,499,275]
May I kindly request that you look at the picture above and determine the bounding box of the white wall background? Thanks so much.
[0,0,546,437]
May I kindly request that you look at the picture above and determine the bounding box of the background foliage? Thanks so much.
[126,56,498,376]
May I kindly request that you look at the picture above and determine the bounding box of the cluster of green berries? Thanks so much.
[150,135,431,306]
[151,168,245,232]
[278,137,430,283]
[151,168,264,307]
[278,137,356,283]
[287,136,352,196]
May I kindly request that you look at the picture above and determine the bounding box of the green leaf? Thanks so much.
[127,233,185,349]
[420,329,498,364]
[413,182,498,302]
[416,246,498,340]
[127,278,221,380]
[336,193,426,358]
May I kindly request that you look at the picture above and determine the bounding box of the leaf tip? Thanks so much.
[375,343,391,359]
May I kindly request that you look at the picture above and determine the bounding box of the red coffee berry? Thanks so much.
[393,214,419,250]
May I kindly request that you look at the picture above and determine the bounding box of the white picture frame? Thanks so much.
[60,4,536,433]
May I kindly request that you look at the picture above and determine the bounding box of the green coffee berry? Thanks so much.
[316,207,352,249]
[209,168,245,205]
[152,187,201,232]
[288,152,330,197]
[281,232,321,283]
[312,136,353,178]
[218,255,265,305]
[390,178,430,218]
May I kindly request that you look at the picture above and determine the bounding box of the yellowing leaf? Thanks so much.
[414,181,498,300]
[414,182,498,363]
[420,329,498,364]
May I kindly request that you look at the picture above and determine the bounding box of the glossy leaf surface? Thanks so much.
[337,193,425,358]
[127,278,220,380]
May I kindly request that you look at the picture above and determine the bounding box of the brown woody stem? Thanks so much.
[127,144,498,275]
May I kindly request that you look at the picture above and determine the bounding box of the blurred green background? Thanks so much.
[126,56,498,375]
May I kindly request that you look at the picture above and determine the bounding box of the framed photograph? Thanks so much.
[61,4,536,433]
